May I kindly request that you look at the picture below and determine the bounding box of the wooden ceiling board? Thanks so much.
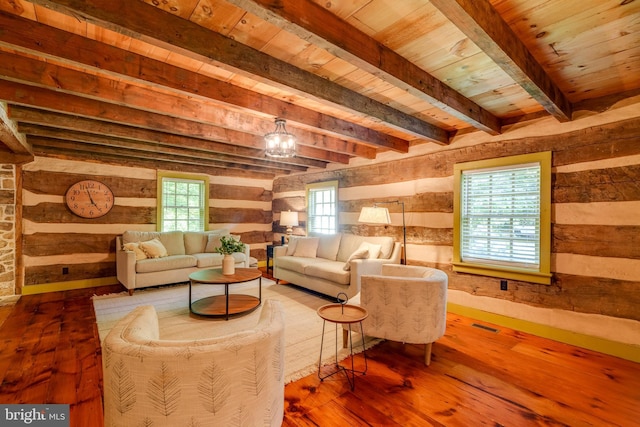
[0,0,36,19]
[309,0,374,22]
[0,0,637,170]
[139,0,201,20]
[189,0,246,36]
[225,10,280,49]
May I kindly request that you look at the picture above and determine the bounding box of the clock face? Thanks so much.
[65,180,114,218]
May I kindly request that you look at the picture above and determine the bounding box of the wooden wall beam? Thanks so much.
[0,12,407,153]
[27,0,449,143]
[429,0,572,122]
[228,0,501,135]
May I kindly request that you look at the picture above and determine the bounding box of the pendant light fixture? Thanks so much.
[265,118,296,158]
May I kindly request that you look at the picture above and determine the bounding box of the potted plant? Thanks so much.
[215,235,246,275]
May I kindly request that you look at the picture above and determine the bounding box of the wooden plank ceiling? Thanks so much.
[0,0,638,177]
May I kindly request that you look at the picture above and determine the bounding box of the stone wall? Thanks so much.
[0,164,15,296]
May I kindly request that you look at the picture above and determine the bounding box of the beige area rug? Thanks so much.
[92,278,379,384]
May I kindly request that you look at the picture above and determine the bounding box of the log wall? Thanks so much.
[273,106,640,346]
[20,157,273,292]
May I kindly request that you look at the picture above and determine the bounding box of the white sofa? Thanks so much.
[102,299,285,427]
[273,233,401,299]
[116,229,251,294]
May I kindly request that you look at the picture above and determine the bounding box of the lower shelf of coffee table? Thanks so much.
[190,294,260,318]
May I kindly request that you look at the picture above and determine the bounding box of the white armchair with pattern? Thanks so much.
[102,299,285,427]
[344,264,448,365]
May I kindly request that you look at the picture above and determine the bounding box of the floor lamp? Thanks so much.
[358,201,406,265]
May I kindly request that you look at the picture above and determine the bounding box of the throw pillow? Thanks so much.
[362,242,382,259]
[205,234,224,253]
[343,247,369,271]
[285,236,300,256]
[139,238,168,258]
[293,237,320,258]
[122,242,147,261]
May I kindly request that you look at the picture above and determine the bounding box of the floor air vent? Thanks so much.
[471,323,499,333]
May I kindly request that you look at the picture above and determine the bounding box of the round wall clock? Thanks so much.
[65,179,114,218]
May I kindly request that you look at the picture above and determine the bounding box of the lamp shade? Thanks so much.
[280,210,299,227]
[358,206,391,224]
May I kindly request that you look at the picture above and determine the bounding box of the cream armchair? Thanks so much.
[344,264,448,365]
[102,299,285,427]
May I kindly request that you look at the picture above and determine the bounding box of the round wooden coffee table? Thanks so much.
[188,268,262,320]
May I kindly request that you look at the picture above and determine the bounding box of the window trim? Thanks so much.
[157,171,209,232]
[305,180,339,235]
[453,152,552,284]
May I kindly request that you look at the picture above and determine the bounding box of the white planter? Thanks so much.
[222,254,235,275]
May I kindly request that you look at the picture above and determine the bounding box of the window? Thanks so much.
[453,152,551,284]
[158,172,209,232]
[306,180,338,235]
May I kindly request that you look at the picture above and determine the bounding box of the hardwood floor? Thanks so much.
[0,280,638,426]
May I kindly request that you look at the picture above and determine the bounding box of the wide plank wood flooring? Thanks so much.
[0,280,638,426]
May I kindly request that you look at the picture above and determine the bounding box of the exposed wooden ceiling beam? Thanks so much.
[29,135,297,175]
[9,105,344,168]
[0,80,351,165]
[0,11,405,153]
[0,49,372,160]
[28,0,449,143]
[32,147,277,179]
[227,0,501,135]
[19,124,309,173]
[0,102,32,158]
[429,0,572,122]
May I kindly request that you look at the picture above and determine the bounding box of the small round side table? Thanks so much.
[316,302,368,390]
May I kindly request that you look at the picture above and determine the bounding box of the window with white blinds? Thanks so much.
[306,181,338,235]
[453,152,552,285]
[461,163,541,268]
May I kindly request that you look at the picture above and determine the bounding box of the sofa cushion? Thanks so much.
[337,234,395,262]
[293,237,319,258]
[305,261,351,285]
[183,229,231,254]
[285,236,300,255]
[139,238,168,258]
[135,255,197,273]
[122,242,147,261]
[122,230,186,255]
[276,255,330,275]
[192,253,224,268]
[205,233,224,253]
[314,233,342,260]
[192,252,246,268]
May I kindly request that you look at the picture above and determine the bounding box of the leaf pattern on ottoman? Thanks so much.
[146,362,181,417]
[110,358,136,415]
[198,361,230,415]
